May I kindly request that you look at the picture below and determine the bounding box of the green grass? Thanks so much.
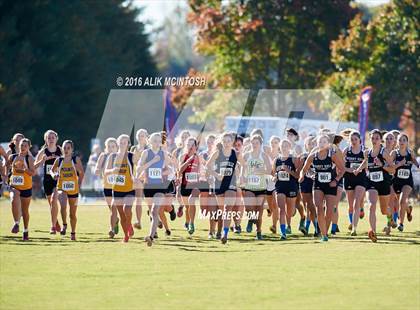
[0,198,419,310]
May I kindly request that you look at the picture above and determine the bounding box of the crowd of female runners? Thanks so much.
[1,127,418,245]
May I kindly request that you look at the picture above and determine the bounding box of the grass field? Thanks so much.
[0,198,419,310]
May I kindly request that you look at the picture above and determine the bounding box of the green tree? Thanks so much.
[0,0,157,157]
[323,0,419,140]
[186,0,357,121]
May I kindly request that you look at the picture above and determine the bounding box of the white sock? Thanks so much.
[23,228,28,233]
[15,221,19,225]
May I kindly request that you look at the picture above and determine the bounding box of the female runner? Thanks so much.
[94,137,119,238]
[391,134,419,231]
[105,135,135,243]
[51,140,84,240]
[242,135,271,240]
[299,135,345,242]
[8,138,35,240]
[130,129,149,230]
[34,130,62,234]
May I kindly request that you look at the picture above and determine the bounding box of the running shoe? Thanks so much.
[368,230,377,243]
[269,225,276,234]
[221,235,228,244]
[11,223,19,234]
[350,230,357,236]
[108,230,115,238]
[144,236,153,246]
[169,206,176,221]
[122,235,129,243]
[397,224,404,232]
[314,231,320,238]
[280,234,287,240]
[188,223,195,235]
[177,206,184,218]
[55,221,61,232]
[320,235,328,242]
[298,219,307,235]
[165,229,171,236]
[230,226,234,232]
[246,220,253,233]
[256,232,262,240]
[234,225,242,234]
[286,225,292,234]
[153,232,158,239]
[22,231,29,241]
[114,219,119,234]
[348,223,352,231]
[335,226,340,233]
[128,224,134,237]
[158,221,163,229]
[133,222,141,230]
[390,219,397,229]
[70,232,76,241]
[360,208,365,219]
[208,233,214,239]
[215,232,222,240]
[184,222,189,230]
[60,224,67,236]
[49,227,56,235]
[407,206,413,222]
[383,226,391,236]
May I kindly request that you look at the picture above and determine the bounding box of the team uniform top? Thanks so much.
[109,153,134,193]
[57,156,79,196]
[214,149,237,192]
[344,146,366,189]
[244,151,267,191]
[367,147,389,183]
[145,148,166,189]
[43,147,62,182]
[312,149,336,186]
[10,154,32,191]
[274,156,298,186]
[181,153,200,188]
[393,149,414,193]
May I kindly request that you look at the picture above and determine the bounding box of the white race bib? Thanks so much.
[247,175,261,186]
[148,168,162,179]
[397,169,410,179]
[114,175,126,186]
[11,176,24,186]
[350,163,361,169]
[369,171,383,182]
[277,171,290,181]
[106,174,116,185]
[46,164,53,174]
[185,172,198,183]
[62,181,75,191]
[318,172,331,183]
[220,167,233,177]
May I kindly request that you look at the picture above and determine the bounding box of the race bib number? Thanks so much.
[318,172,331,183]
[277,171,290,181]
[397,169,410,179]
[11,176,24,186]
[62,181,75,191]
[148,168,162,179]
[369,171,383,182]
[185,172,198,183]
[247,175,261,186]
[350,163,361,170]
[220,167,233,177]
[114,175,126,186]
[106,174,116,185]
[46,164,53,174]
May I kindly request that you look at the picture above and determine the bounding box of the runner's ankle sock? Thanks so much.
[393,212,398,222]
[331,223,338,234]
[387,215,392,224]
[305,219,311,232]
[280,224,286,235]
[348,213,353,224]
[223,227,229,236]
